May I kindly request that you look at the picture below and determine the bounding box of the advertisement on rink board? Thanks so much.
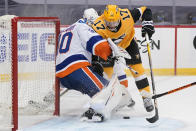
[60,25,196,75]
[134,26,196,75]
[194,36,196,49]
[0,25,195,75]
[0,32,55,63]
[0,22,56,82]
[134,27,175,75]
[137,26,196,75]
[176,28,196,74]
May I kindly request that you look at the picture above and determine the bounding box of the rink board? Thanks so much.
[61,25,196,75]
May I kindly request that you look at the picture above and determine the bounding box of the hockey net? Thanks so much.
[0,16,60,130]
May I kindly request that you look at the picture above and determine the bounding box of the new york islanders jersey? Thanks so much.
[56,19,111,78]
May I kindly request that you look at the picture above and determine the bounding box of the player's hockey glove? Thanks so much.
[142,20,155,39]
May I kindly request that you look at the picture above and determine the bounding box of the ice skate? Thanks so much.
[143,97,154,112]
[80,108,104,122]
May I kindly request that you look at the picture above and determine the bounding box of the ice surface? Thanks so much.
[8,76,196,131]
[20,117,184,131]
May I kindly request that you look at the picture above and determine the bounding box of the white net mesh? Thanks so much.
[0,15,14,129]
[0,16,58,129]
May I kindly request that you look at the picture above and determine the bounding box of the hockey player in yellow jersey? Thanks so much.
[92,5,155,113]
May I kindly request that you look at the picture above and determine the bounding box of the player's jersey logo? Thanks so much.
[112,33,126,44]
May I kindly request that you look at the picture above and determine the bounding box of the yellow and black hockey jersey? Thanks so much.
[92,6,148,49]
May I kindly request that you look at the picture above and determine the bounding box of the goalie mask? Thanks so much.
[83,8,99,26]
[104,5,120,32]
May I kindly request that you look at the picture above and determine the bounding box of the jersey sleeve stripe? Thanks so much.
[56,61,90,78]
[92,39,107,54]
[82,67,104,90]
[135,74,147,81]
[56,54,88,72]
[118,74,128,87]
[118,75,127,80]
[120,80,128,88]
[86,35,105,53]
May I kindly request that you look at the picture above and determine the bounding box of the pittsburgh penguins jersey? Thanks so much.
[92,7,147,49]
[56,19,111,78]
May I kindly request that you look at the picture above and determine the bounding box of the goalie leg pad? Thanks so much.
[90,75,123,119]
[113,87,135,112]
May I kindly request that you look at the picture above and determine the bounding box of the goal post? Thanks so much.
[0,16,60,131]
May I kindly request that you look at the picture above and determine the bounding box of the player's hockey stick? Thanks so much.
[28,88,69,112]
[145,34,159,123]
[151,82,196,99]
[60,88,69,97]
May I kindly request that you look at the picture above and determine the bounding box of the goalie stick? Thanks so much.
[145,34,159,123]
[28,88,69,112]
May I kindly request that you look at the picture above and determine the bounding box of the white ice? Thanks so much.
[14,76,196,131]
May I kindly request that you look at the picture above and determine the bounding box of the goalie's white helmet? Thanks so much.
[83,8,99,26]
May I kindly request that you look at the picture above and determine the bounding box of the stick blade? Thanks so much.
[146,107,159,123]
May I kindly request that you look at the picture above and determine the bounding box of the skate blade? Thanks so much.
[80,116,103,122]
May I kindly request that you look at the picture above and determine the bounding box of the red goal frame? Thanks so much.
[11,17,60,131]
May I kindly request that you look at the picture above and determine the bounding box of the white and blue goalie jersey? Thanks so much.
[56,19,111,78]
